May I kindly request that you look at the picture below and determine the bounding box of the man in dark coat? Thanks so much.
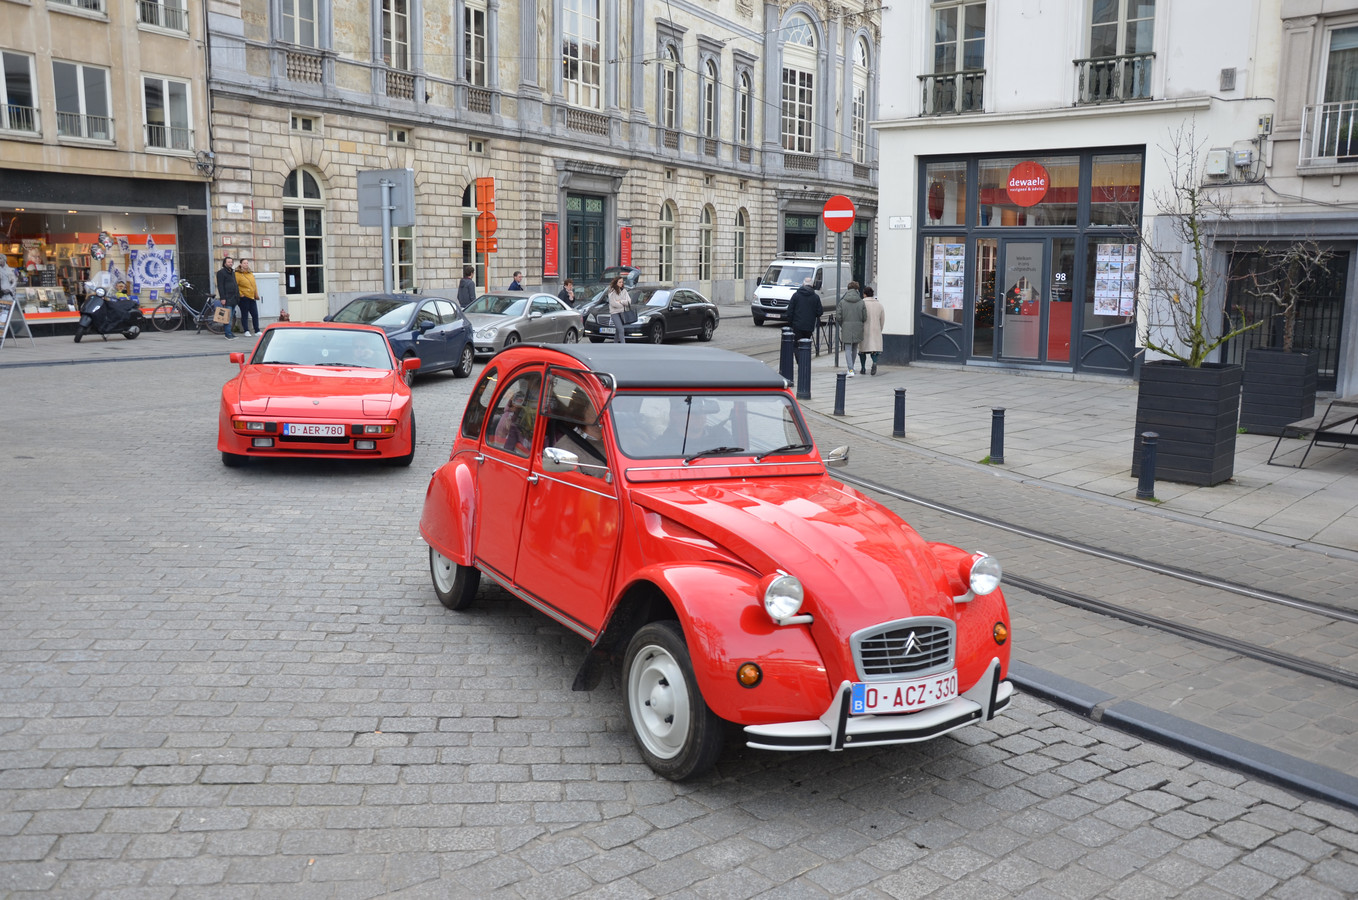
[787,278,823,342]
[215,255,239,340]
[457,265,476,306]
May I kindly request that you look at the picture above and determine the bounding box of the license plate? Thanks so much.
[850,671,958,715]
[284,423,346,437]
[599,326,615,334]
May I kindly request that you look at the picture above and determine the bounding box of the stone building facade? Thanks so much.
[206,0,880,321]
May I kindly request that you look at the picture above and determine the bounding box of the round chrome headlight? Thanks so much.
[474,327,495,341]
[763,574,804,621]
[969,553,1002,596]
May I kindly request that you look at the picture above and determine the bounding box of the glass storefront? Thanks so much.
[916,148,1144,376]
[2,209,182,319]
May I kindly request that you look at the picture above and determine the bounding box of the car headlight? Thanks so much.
[967,553,1002,596]
[762,573,809,625]
[636,314,651,324]
[474,327,497,341]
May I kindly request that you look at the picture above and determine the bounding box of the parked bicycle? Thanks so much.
[149,280,226,334]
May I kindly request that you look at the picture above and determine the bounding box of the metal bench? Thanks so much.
[1267,396,1358,468]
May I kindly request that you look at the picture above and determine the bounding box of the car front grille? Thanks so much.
[851,618,955,680]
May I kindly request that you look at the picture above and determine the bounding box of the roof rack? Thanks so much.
[772,253,837,261]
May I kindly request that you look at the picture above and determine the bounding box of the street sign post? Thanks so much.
[823,195,856,365]
[358,168,416,294]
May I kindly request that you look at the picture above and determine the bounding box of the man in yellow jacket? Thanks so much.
[234,258,259,337]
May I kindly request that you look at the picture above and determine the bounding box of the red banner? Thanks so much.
[619,227,632,267]
[543,222,559,278]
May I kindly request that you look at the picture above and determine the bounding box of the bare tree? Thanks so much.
[1236,239,1337,353]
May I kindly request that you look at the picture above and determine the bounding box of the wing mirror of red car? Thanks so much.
[824,445,849,468]
[541,446,578,472]
[229,352,245,364]
[402,357,422,372]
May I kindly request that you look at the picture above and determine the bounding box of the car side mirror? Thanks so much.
[418,320,435,332]
[542,446,579,472]
[229,352,245,365]
[402,357,422,373]
[755,277,762,286]
[323,314,333,322]
[824,445,850,468]
[528,311,542,319]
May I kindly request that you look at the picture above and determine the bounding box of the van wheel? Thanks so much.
[752,313,764,327]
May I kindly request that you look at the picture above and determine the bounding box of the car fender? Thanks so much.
[419,454,478,565]
[626,562,834,726]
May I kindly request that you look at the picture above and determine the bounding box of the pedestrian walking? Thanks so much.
[605,275,632,344]
[787,277,822,342]
[235,258,260,336]
[835,280,866,377]
[860,286,885,376]
[458,265,476,307]
[216,254,239,340]
[509,271,525,291]
[558,278,575,306]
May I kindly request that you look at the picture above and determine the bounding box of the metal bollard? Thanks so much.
[892,388,906,437]
[779,328,794,383]
[1137,432,1159,499]
[990,408,1006,465]
[796,338,812,400]
[834,372,846,416]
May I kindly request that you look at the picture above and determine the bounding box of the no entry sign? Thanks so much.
[823,195,855,233]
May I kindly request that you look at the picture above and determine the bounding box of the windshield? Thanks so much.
[762,264,816,288]
[332,298,417,327]
[465,294,528,316]
[637,288,672,308]
[609,393,811,460]
[252,328,394,369]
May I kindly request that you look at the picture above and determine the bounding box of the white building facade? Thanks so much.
[877,0,1358,395]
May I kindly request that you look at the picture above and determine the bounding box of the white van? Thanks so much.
[750,255,851,326]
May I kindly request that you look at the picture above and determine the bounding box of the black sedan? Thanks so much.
[327,293,475,377]
[576,265,643,303]
[581,284,720,344]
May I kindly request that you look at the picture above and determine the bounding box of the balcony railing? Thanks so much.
[467,87,491,114]
[1301,102,1358,165]
[49,0,106,11]
[137,0,188,32]
[783,152,819,173]
[566,108,608,136]
[662,129,679,149]
[3,104,39,134]
[386,70,415,100]
[285,49,324,83]
[146,122,192,151]
[1075,53,1154,105]
[56,111,112,140]
[918,70,984,116]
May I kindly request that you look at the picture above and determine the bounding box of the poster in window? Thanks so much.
[1094,243,1137,316]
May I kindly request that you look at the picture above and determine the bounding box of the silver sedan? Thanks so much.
[464,292,584,357]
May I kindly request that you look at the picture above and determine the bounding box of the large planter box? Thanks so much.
[1131,361,1241,487]
[1239,348,1318,436]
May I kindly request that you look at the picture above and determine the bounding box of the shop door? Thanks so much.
[992,239,1077,364]
[566,194,605,284]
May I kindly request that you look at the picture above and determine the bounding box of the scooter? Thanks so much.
[74,288,144,342]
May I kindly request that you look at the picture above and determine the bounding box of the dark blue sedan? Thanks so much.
[328,294,475,378]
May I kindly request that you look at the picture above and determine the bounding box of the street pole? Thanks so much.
[380,179,394,294]
[834,231,843,366]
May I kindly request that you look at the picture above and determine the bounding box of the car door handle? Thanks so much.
[526,474,539,485]
[474,454,485,464]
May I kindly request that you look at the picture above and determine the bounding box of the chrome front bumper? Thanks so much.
[744,659,1011,752]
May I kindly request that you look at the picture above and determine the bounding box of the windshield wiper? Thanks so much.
[683,446,746,464]
[753,443,813,462]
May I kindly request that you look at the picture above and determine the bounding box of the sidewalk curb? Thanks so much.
[0,351,225,369]
[1010,661,1358,812]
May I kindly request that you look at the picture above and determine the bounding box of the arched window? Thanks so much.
[658,203,675,283]
[733,209,747,279]
[283,168,325,296]
[698,206,714,281]
[737,71,752,145]
[562,0,602,108]
[461,182,486,287]
[852,37,870,164]
[780,14,816,154]
[661,44,679,129]
[701,59,718,139]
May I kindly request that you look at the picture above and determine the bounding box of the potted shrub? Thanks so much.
[1237,241,1334,435]
[1130,127,1263,487]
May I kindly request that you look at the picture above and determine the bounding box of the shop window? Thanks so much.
[734,209,747,279]
[562,0,601,109]
[281,0,318,47]
[392,225,415,291]
[1,52,37,134]
[924,160,969,227]
[1083,239,1137,332]
[52,61,111,141]
[1089,153,1142,226]
[1078,0,1155,104]
[698,206,714,282]
[701,59,718,139]
[465,0,487,86]
[783,214,817,254]
[658,203,675,283]
[977,156,1079,227]
[382,0,410,70]
[780,14,816,155]
[736,71,752,146]
[143,75,192,151]
[924,2,984,115]
[137,0,188,32]
[283,169,326,296]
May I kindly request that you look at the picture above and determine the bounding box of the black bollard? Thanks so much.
[1137,432,1159,499]
[795,338,812,400]
[834,372,846,416]
[892,388,906,437]
[990,408,1005,465]
[779,328,794,383]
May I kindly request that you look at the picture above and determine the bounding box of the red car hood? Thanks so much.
[232,366,401,416]
[629,476,954,635]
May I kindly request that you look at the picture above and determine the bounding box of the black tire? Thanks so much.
[151,304,180,332]
[123,327,140,340]
[563,327,580,344]
[453,344,475,378]
[221,451,246,468]
[503,333,521,349]
[622,621,724,781]
[73,326,84,343]
[752,313,765,327]
[647,322,665,344]
[697,317,716,342]
[429,546,480,610]
[387,418,416,467]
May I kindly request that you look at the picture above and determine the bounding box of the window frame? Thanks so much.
[392,224,415,291]
[142,74,192,152]
[52,60,111,141]
[1088,0,1155,60]
[661,44,679,130]
[465,0,488,86]
[932,1,985,75]
[736,70,751,145]
[701,58,718,139]
[779,14,816,155]
[283,168,327,297]
[734,209,747,279]
[698,205,714,282]
[562,0,602,109]
[382,0,410,70]
[280,0,319,48]
[658,202,675,283]
[1,51,37,134]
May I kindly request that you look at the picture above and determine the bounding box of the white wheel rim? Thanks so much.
[431,549,455,594]
[628,644,690,760]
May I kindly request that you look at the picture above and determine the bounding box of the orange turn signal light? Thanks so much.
[993,622,1009,645]
[736,662,762,688]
